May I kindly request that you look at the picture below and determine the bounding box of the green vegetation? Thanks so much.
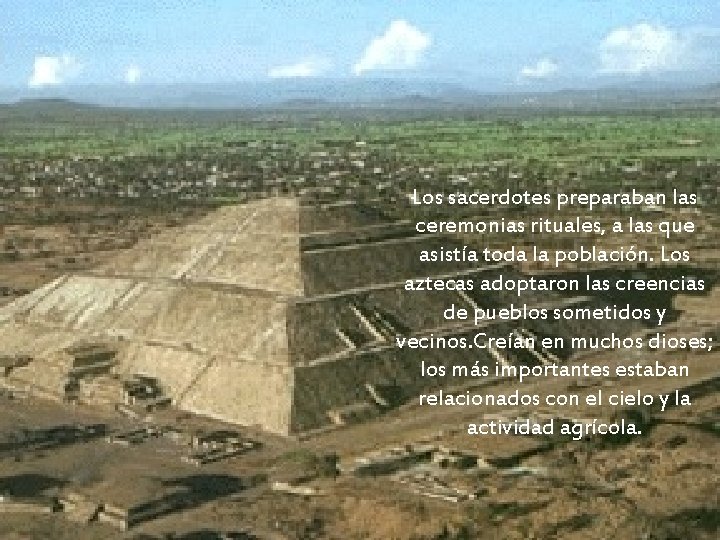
[1,104,719,166]
[0,102,717,216]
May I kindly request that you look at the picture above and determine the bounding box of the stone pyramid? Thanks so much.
[0,197,632,434]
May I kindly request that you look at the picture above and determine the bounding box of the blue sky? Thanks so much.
[3,1,719,89]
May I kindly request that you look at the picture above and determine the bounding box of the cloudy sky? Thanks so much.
[4,1,720,89]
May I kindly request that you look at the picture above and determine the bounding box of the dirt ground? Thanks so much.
[0,347,717,539]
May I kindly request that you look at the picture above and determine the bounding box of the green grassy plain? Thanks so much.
[2,104,719,166]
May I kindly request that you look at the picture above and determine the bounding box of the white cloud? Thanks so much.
[28,54,82,87]
[353,20,431,76]
[268,58,329,78]
[124,65,142,84]
[599,23,684,74]
[520,58,559,79]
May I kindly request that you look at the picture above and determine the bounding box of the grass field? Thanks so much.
[1,103,719,166]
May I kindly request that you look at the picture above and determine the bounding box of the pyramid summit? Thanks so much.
[0,197,634,434]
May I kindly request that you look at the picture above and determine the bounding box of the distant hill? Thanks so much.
[8,97,100,111]
[1,80,719,111]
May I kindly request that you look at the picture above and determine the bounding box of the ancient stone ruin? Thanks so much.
[0,197,634,434]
